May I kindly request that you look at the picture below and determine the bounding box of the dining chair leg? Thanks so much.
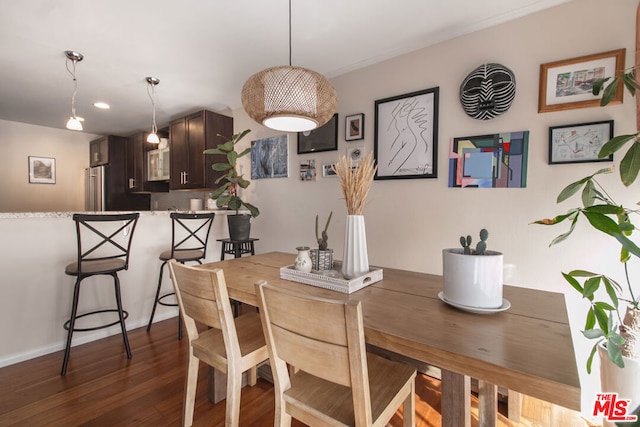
[226,368,242,427]
[113,273,132,359]
[147,261,167,332]
[403,381,416,427]
[183,351,199,427]
[248,366,257,386]
[61,277,82,376]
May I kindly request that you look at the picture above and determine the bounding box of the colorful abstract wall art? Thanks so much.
[448,131,529,188]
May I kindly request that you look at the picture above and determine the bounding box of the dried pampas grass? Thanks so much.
[332,152,377,215]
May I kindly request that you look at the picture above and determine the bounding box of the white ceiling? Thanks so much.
[0,0,572,136]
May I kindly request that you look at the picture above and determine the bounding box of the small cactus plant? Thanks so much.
[459,229,489,255]
[315,211,332,250]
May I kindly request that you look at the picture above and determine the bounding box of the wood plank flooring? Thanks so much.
[0,316,597,426]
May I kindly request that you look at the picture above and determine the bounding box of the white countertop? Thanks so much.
[0,209,243,219]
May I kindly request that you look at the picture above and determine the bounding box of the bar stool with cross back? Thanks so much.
[61,212,140,376]
[146,212,216,340]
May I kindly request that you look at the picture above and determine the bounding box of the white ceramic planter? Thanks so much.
[342,215,369,279]
[442,248,503,309]
[598,344,640,427]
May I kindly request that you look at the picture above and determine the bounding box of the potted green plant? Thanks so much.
[442,229,505,310]
[204,128,259,241]
[310,211,333,271]
[534,71,640,424]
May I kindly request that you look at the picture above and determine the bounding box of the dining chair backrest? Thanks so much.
[72,213,139,275]
[256,281,374,423]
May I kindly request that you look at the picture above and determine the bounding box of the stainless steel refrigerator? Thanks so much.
[85,166,107,211]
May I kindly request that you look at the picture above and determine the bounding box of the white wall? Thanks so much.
[0,119,99,212]
[234,0,639,415]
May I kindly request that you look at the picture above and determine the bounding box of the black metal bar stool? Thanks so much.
[147,212,216,339]
[217,237,259,316]
[217,237,259,260]
[61,212,140,376]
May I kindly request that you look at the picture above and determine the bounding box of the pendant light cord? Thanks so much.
[66,58,78,118]
[288,0,292,66]
[147,82,157,134]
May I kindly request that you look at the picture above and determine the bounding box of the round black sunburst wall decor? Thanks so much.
[459,63,516,120]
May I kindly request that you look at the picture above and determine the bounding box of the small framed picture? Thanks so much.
[28,156,56,184]
[297,114,338,154]
[346,146,364,164]
[299,159,317,181]
[549,120,614,164]
[538,49,625,113]
[345,113,364,141]
[322,163,337,177]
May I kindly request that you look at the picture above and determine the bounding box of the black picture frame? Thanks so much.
[345,113,364,141]
[374,87,439,180]
[297,114,338,154]
[548,120,614,164]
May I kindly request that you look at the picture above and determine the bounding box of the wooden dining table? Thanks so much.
[202,251,581,427]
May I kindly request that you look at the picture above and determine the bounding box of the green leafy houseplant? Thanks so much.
[204,129,259,218]
[460,228,489,255]
[534,71,640,373]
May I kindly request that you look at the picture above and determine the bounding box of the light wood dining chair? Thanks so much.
[255,281,417,427]
[168,260,268,427]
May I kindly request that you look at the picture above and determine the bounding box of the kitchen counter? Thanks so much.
[0,209,245,367]
[0,208,239,219]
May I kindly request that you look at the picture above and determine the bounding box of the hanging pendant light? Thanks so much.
[64,50,84,131]
[146,77,160,143]
[241,0,337,132]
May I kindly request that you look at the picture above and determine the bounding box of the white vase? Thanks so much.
[341,215,369,279]
[294,246,312,273]
[442,248,503,308]
[598,344,640,427]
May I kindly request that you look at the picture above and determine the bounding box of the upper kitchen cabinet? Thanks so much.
[126,130,169,193]
[169,110,232,190]
[90,136,110,166]
[90,135,150,210]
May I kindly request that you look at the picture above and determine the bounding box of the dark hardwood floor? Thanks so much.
[0,315,594,426]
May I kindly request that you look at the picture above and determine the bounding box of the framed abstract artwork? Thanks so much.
[374,87,439,180]
[345,113,364,141]
[297,113,338,154]
[28,156,56,184]
[549,120,613,164]
[251,135,289,179]
[448,131,529,188]
[538,49,625,113]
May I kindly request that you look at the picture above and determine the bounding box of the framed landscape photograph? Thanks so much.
[538,48,625,113]
[374,87,439,180]
[345,113,364,141]
[549,120,613,164]
[297,113,338,154]
[28,156,56,184]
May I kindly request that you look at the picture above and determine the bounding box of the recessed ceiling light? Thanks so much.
[93,102,110,109]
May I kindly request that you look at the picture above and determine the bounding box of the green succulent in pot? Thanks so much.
[204,129,259,218]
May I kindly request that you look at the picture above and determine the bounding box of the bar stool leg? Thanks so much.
[112,273,132,359]
[147,261,167,332]
[61,278,82,376]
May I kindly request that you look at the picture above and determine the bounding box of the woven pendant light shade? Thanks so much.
[241,65,337,132]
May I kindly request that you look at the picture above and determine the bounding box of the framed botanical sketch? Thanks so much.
[28,156,56,184]
[374,87,439,180]
[297,113,338,154]
[538,49,625,113]
[549,120,613,164]
[345,113,364,141]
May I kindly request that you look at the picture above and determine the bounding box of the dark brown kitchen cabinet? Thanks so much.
[90,136,110,166]
[90,135,150,210]
[169,110,232,190]
[126,132,169,193]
